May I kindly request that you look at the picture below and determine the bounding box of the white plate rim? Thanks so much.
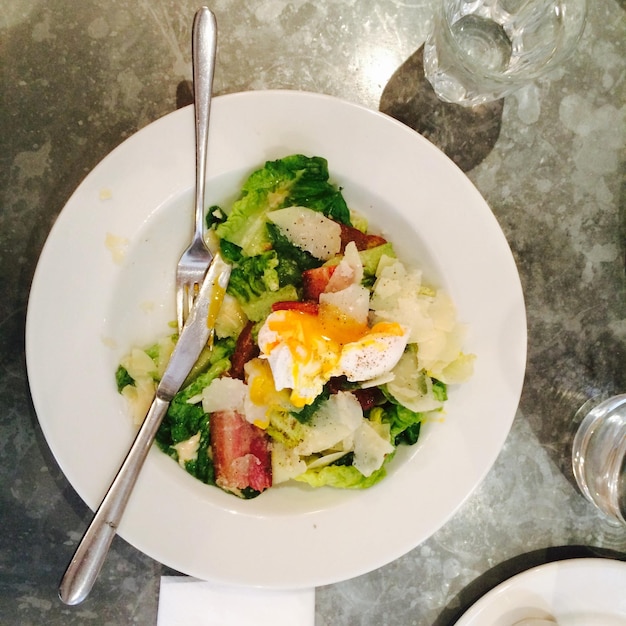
[454,557,626,624]
[26,89,527,588]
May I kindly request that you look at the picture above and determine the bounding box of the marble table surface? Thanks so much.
[1,0,625,624]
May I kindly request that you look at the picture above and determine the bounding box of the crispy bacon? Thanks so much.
[271,300,319,315]
[229,321,259,380]
[339,223,387,251]
[210,409,272,497]
[353,387,384,411]
[302,265,337,301]
[328,376,384,411]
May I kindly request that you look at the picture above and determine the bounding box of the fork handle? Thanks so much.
[192,7,217,243]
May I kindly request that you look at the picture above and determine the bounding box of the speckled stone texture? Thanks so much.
[1,1,625,624]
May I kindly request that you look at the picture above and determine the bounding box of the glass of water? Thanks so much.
[572,394,626,525]
[423,0,587,106]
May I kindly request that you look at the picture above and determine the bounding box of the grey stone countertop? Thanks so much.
[2,0,625,624]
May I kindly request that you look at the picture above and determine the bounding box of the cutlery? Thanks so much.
[176,6,217,332]
[58,253,231,605]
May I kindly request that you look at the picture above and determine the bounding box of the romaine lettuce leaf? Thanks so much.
[240,284,299,322]
[294,462,388,489]
[370,401,425,446]
[226,250,280,302]
[155,338,235,479]
[215,155,351,256]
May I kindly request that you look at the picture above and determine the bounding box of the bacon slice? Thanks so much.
[229,321,259,380]
[339,223,387,251]
[327,376,383,411]
[301,227,386,300]
[210,409,272,498]
[271,300,319,315]
[302,265,336,301]
[353,387,383,411]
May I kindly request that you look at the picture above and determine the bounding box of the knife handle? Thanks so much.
[58,395,170,605]
[59,246,231,605]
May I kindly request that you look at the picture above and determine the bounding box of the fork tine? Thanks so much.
[186,283,197,328]
[176,279,199,334]
[176,285,185,334]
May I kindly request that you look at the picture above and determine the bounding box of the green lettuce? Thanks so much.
[295,462,388,489]
[359,243,396,283]
[226,249,280,302]
[266,222,320,285]
[239,284,300,322]
[115,365,134,392]
[215,155,351,256]
[219,239,300,322]
[266,411,309,448]
[370,401,425,446]
[155,338,234,485]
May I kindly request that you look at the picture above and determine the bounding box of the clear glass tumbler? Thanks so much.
[571,394,626,525]
[423,0,587,106]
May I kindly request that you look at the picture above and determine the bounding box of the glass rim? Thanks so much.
[571,393,626,525]
[437,0,588,85]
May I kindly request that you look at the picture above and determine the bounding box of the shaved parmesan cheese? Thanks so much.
[353,420,394,477]
[272,441,307,484]
[386,349,445,413]
[268,206,341,260]
[121,348,157,380]
[421,323,468,377]
[320,283,370,325]
[294,391,363,456]
[325,241,363,291]
[438,352,476,384]
[306,450,348,469]
[359,370,396,389]
[370,257,473,377]
[154,336,176,377]
[201,377,247,413]
[118,347,162,425]
[214,293,248,339]
[429,290,457,332]
[121,378,156,425]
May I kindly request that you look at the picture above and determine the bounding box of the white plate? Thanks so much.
[26,90,526,588]
[455,558,626,625]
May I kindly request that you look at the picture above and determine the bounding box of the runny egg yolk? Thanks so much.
[259,309,343,407]
[257,308,408,407]
[318,302,369,344]
[245,358,293,428]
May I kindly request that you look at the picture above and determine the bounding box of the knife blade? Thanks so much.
[59,252,231,605]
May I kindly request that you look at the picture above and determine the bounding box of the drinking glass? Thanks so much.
[571,394,626,525]
[423,0,587,106]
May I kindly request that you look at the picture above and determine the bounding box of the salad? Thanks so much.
[116,154,474,499]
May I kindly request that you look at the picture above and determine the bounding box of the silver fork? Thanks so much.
[176,6,217,332]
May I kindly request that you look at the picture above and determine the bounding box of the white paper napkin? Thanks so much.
[157,576,315,626]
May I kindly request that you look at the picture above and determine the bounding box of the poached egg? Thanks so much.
[258,241,409,406]
[257,304,409,407]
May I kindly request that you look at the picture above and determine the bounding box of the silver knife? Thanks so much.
[59,253,231,605]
